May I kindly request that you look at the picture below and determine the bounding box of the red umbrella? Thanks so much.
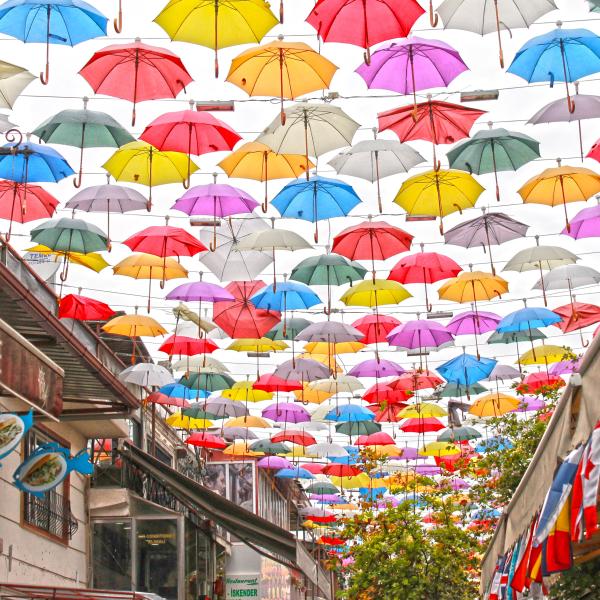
[378,99,485,170]
[308,514,337,524]
[516,373,565,395]
[58,294,115,321]
[300,463,325,475]
[366,403,407,423]
[322,464,362,477]
[140,110,241,187]
[254,374,302,393]
[0,181,58,240]
[306,0,424,64]
[355,432,395,446]
[213,281,281,339]
[552,301,600,333]
[185,432,227,449]
[271,429,316,446]
[363,383,411,404]
[389,370,444,392]
[399,417,445,433]
[388,250,462,311]
[158,335,218,357]
[352,314,401,344]
[146,391,190,409]
[79,39,193,126]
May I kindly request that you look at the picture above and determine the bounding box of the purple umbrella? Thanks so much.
[486,364,521,382]
[348,358,405,378]
[274,358,331,382]
[415,465,442,476]
[393,446,419,460]
[311,493,345,504]
[515,395,546,412]
[221,427,258,441]
[171,183,259,251]
[549,358,582,375]
[449,477,470,491]
[447,309,501,359]
[562,204,600,240]
[257,456,293,469]
[203,397,249,418]
[262,402,311,424]
[356,37,469,109]
[376,495,401,508]
[387,321,454,367]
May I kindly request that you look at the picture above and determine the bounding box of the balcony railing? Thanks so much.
[23,490,78,540]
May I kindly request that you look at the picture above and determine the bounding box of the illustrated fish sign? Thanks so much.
[0,410,33,463]
[13,442,94,497]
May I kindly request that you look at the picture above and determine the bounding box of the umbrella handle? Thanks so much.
[363,47,371,66]
[131,107,136,127]
[183,174,191,189]
[279,0,284,22]
[114,3,123,33]
[209,226,218,252]
[261,199,268,213]
[73,170,83,188]
[40,62,50,86]
[314,225,318,244]
[429,0,438,27]
[567,95,576,114]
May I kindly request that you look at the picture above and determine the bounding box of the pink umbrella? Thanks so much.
[447,309,501,359]
[348,358,405,378]
[387,320,454,368]
[514,395,546,412]
[562,204,600,239]
[549,358,582,375]
[257,456,293,469]
[262,402,311,424]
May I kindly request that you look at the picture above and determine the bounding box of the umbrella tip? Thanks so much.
[556,20,562,28]
[83,96,89,109]
[487,121,493,129]
[135,37,141,43]
[278,34,284,41]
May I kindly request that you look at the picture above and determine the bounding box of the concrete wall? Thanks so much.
[0,396,89,587]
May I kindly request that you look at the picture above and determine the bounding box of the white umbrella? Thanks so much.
[436,0,557,67]
[198,215,273,281]
[171,355,229,373]
[307,442,349,458]
[0,60,35,109]
[533,264,600,307]
[309,376,364,395]
[119,363,174,387]
[328,139,425,211]
[0,113,16,132]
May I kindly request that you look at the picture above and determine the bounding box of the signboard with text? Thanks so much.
[225,574,260,599]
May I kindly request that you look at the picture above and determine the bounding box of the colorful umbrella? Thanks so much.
[387,320,454,353]
[58,293,115,321]
[469,392,521,417]
[352,314,401,344]
[562,204,600,239]
[159,335,218,358]
[447,310,500,358]
[340,279,411,307]
[438,352,497,387]
[103,313,167,363]
[348,359,404,379]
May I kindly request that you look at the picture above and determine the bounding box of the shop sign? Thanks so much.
[225,574,260,599]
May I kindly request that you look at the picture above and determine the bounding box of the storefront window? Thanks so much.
[185,522,211,600]
[136,519,178,600]
[92,521,132,590]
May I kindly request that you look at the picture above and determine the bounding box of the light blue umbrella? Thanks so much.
[508,26,600,113]
[0,0,108,84]
[250,281,321,311]
[437,353,497,386]
[159,383,209,401]
[275,467,315,480]
[325,405,375,423]
[496,307,561,332]
[271,175,362,242]
[0,139,74,182]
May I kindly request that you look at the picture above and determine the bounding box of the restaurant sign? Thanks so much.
[225,574,260,599]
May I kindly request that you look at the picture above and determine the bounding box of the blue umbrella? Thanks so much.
[496,307,561,332]
[250,281,321,311]
[0,0,108,84]
[475,436,513,453]
[508,26,600,113]
[275,467,315,480]
[325,404,375,422]
[0,140,74,182]
[271,176,362,242]
[438,353,497,387]
[159,383,209,401]
[329,445,360,464]
[359,487,387,501]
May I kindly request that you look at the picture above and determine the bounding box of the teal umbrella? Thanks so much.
[438,426,481,442]
[438,381,487,398]
[265,317,312,341]
[180,371,235,392]
[487,329,546,344]
[182,405,220,421]
[290,253,367,315]
[33,98,134,187]
[335,420,381,436]
[249,440,290,454]
[447,126,540,201]
[306,481,339,495]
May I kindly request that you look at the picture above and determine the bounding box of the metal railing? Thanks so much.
[23,490,78,540]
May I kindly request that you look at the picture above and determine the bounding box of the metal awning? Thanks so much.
[0,584,151,600]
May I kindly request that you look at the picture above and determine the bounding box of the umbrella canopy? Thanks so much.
[273,358,331,382]
[438,271,508,303]
[123,225,206,258]
[387,321,454,352]
[447,311,500,335]
[159,335,218,357]
[563,204,600,239]
[58,293,115,321]
[0,139,74,183]
[27,244,109,273]
[447,127,540,201]
[31,217,108,254]
[296,321,363,343]
[497,307,561,334]
[469,392,521,417]
[262,402,310,424]
[352,314,401,344]
[0,0,108,84]
[532,264,600,291]
[348,359,405,379]
[120,363,174,388]
[154,0,278,77]
[79,39,193,125]
[519,345,573,365]
[438,353,497,386]
[222,381,272,403]
[0,59,35,109]
[341,280,411,307]
[553,302,600,333]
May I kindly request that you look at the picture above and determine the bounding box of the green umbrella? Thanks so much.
[32,98,134,187]
[180,371,235,392]
[487,329,546,344]
[437,426,481,442]
[265,317,312,341]
[590,0,600,12]
[446,126,540,201]
[438,382,487,398]
[182,404,221,420]
[290,253,367,315]
[306,481,339,495]
[335,420,381,436]
[249,440,290,454]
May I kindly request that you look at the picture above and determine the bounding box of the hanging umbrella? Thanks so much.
[332,219,413,279]
[0,180,58,240]
[218,141,313,209]
[257,103,360,178]
[154,0,278,77]
[262,402,310,424]
[336,421,381,436]
[185,432,227,450]
[274,358,330,383]
[254,373,302,394]
[563,204,600,239]
[352,314,401,344]
[27,244,109,274]
[250,281,321,314]
[271,175,362,242]
[180,370,236,392]
[553,301,600,333]
[227,338,288,378]
[0,59,34,108]
[447,126,540,201]
[306,0,424,63]
[58,293,114,321]
[438,382,487,398]
[378,99,485,169]
[226,39,338,124]
[290,253,366,315]
[447,309,500,358]
[400,417,445,433]
[79,39,193,126]
[198,215,273,281]
[0,0,108,84]
[469,393,520,417]
[488,329,546,345]
[356,37,468,108]
[394,170,484,233]
[296,321,363,345]
[348,359,405,379]
[221,427,258,442]
[341,279,411,307]
[213,281,281,339]
[114,253,188,311]
[517,373,565,395]
[438,353,497,387]
[32,99,134,188]
[519,345,574,366]
[103,141,199,209]
[388,250,462,312]
[66,182,147,245]
[390,370,444,392]
[443,211,529,274]
[172,354,228,373]
[103,313,167,363]
[123,224,206,258]
[120,363,174,388]
[328,140,425,212]
[234,226,312,288]
[387,321,454,353]
[140,109,241,187]
[159,335,218,358]
[532,265,600,303]
[436,0,557,67]
[508,25,600,114]
[325,402,373,422]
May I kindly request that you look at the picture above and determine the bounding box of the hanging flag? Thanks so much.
[542,497,573,575]
[511,519,536,593]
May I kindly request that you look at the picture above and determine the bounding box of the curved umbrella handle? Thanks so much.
[363,47,371,66]
[209,226,218,252]
[261,198,268,213]
[159,279,165,290]
[314,225,318,244]
[73,171,83,188]
[279,0,284,23]
[114,1,123,33]
[323,305,332,316]
[429,0,438,27]
[567,95,576,114]
[182,175,191,189]
[40,62,50,86]
[434,159,441,172]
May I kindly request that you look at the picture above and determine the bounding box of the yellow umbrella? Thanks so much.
[27,244,109,273]
[222,381,273,403]
[394,169,485,233]
[225,415,271,428]
[223,440,261,457]
[166,414,213,429]
[330,473,370,489]
[370,444,402,458]
[154,0,279,77]
[397,402,448,418]
[518,165,600,232]
[103,313,167,363]
[226,39,338,124]
[227,337,288,377]
[293,384,333,405]
[519,345,574,365]
[304,341,365,355]
[103,141,199,209]
[419,441,461,457]
[218,141,314,211]
[469,392,520,417]
[282,444,318,459]
[340,279,411,307]
[113,253,188,312]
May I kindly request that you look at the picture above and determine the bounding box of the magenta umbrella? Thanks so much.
[356,37,469,109]
[262,402,311,424]
[348,358,405,378]
[562,204,600,239]
[515,395,546,413]
[393,447,419,460]
[386,320,454,368]
[549,358,582,375]
[447,309,501,359]
[257,456,293,469]
[172,183,259,250]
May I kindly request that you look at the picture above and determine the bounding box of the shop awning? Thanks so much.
[0,584,150,600]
